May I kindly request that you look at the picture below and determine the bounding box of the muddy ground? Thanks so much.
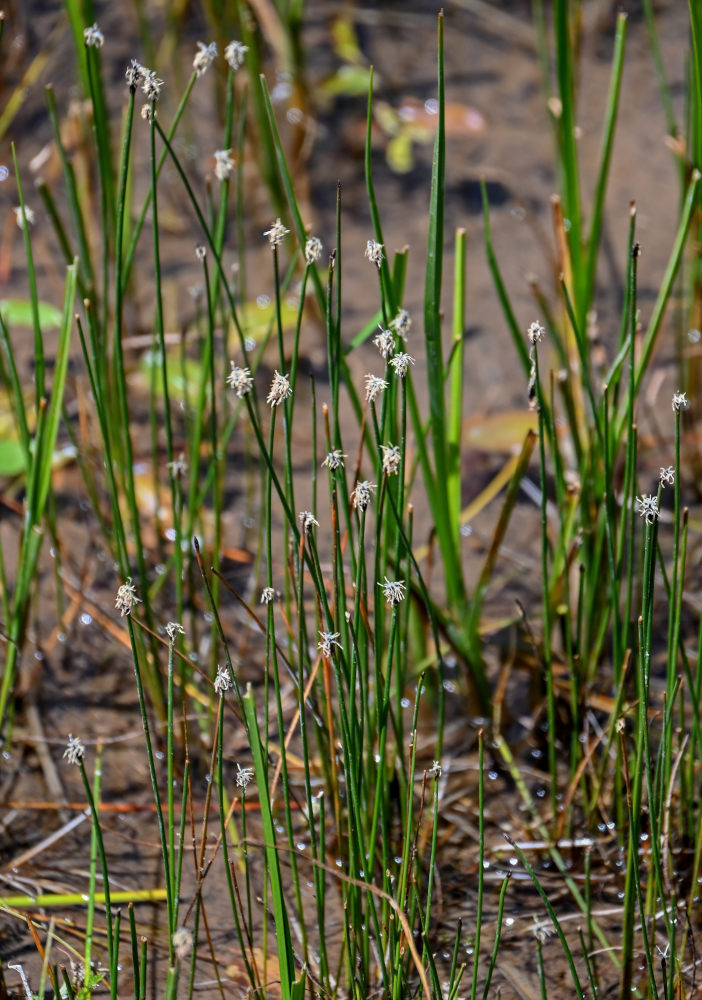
[0,0,696,996]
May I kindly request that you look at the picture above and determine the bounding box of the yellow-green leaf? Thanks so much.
[0,298,63,329]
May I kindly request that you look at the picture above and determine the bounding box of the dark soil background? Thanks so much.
[0,0,695,996]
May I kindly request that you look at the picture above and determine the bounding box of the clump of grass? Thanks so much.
[1,4,702,1000]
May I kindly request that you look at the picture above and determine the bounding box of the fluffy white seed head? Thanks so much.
[389,352,415,378]
[390,309,411,340]
[214,665,232,695]
[267,370,292,407]
[527,320,545,345]
[298,510,319,534]
[141,69,164,101]
[305,236,323,264]
[115,577,141,616]
[125,60,144,88]
[373,327,395,359]
[227,363,254,399]
[365,374,388,403]
[378,577,406,605]
[634,494,659,525]
[165,621,185,642]
[225,40,249,71]
[672,390,689,412]
[351,480,375,511]
[14,205,35,230]
[214,149,235,181]
[83,23,104,47]
[322,449,346,470]
[318,631,342,657]
[380,443,401,476]
[365,240,384,268]
[63,734,85,766]
[236,763,254,789]
[172,927,192,961]
[193,41,217,77]
[264,218,289,248]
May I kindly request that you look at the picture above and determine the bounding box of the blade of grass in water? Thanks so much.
[11,147,43,406]
[688,1,702,172]
[0,262,77,731]
[633,171,700,400]
[365,66,397,321]
[447,228,466,552]
[242,684,303,1000]
[44,86,95,297]
[507,835,586,1000]
[582,12,627,329]
[642,0,682,187]
[422,14,468,611]
[481,180,530,374]
[554,2,583,310]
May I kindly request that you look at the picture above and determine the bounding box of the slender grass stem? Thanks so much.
[470,731,485,1000]
[532,344,557,818]
[125,614,175,959]
[76,756,114,988]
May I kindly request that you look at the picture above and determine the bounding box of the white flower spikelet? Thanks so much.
[672,390,689,412]
[225,40,249,71]
[373,327,395,359]
[142,69,164,102]
[193,41,217,77]
[390,309,412,340]
[264,218,289,248]
[214,149,235,181]
[165,621,185,642]
[172,927,192,961]
[532,917,555,945]
[125,60,144,88]
[267,370,292,407]
[214,665,232,695]
[227,363,254,399]
[381,444,402,476]
[318,631,342,657]
[260,586,276,604]
[389,353,415,378]
[305,236,323,264]
[299,510,319,534]
[365,240,384,268]
[365,374,388,403]
[116,577,141,616]
[660,466,675,486]
[63,734,85,766]
[167,454,187,478]
[635,494,659,525]
[322,449,346,470]
[236,763,254,789]
[14,206,35,230]
[379,577,406,606]
[527,320,545,344]
[84,23,104,47]
[351,480,375,511]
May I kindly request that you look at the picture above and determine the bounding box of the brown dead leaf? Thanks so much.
[463,409,538,452]
[227,947,280,998]
[398,96,486,137]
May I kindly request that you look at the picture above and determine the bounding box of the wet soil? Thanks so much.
[0,0,696,996]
